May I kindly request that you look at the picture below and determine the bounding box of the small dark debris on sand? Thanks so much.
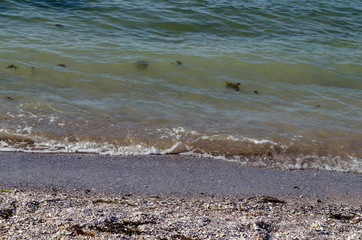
[6,64,17,70]
[254,221,273,240]
[257,196,286,204]
[90,219,155,235]
[0,209,14,219]
[329,213,358,222]
[69,224,95,237]
[135,60,149,70]
[226,81,240,91]
[26,201,40,213]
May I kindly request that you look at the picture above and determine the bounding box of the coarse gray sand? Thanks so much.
[0,152,361,239]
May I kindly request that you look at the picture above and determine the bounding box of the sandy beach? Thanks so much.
[0,152,361,239]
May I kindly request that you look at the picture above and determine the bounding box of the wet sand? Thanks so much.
[0,152,360,204]
[0,152,361,239]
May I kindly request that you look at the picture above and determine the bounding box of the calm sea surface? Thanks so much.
[0,0,361,172]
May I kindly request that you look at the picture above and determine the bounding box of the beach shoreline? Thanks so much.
[0,152,361,239]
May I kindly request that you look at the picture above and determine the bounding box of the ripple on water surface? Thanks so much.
[0,0,361,172]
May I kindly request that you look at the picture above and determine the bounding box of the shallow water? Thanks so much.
[0,0,361,172]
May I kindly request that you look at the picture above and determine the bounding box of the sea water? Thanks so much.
[0,0,361,172]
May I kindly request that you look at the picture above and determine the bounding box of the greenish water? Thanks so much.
[0,0,361,172]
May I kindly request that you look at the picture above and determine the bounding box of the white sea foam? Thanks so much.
[0,127,360,173]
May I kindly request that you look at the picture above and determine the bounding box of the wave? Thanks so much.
[0,127,360,173]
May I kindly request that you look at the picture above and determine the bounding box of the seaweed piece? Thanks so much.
[135,60,148,70]
[6,97,14,101]
[258,196,286,204]
[0,209,14,219]
[92,199,118,204]
[171,234,201,240]
[69,224,95,237]
[6,64,17,70]
[90,220,155,235]
[329,213,356,222]
[176,60,182,65]
[226,81,240,91]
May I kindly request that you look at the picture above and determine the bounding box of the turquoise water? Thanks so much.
[0,0,361,172]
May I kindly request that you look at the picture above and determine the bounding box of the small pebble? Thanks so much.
[109,216,118,222]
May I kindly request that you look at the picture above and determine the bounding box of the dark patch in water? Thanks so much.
[6,64,17,70]
[25,0,87,11]
[226,81,240,91]
[57,64,67,67]
[135,60,149,70]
